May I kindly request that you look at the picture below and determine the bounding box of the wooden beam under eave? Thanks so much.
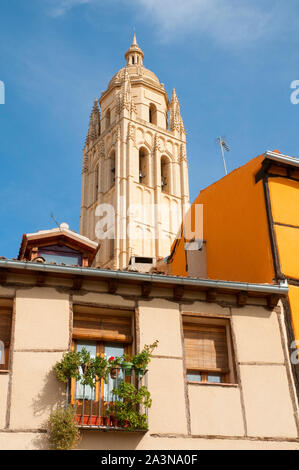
[36,273,47,287]
[141,282,152,298]
[108,279,118,294]
[72,276,83,290]
[0,270,7,285]
[237,292,248,307]
[206,289,217,303]
[173,285,184,301]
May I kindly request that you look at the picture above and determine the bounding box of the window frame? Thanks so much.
[70,339,132,413]
[0,302,13,372]
[70,305,134,415]
[0,343,10,372]
[182,314,237,386]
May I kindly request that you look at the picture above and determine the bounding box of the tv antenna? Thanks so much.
[50,212,60,228]
[216,136,230,175]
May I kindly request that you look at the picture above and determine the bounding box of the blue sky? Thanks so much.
[0,0,299,258]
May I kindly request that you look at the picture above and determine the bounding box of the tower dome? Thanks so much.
[106,34,164,94]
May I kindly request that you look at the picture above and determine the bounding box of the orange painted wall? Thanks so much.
[170,154,299,344]
[170,236,187,277]
[171,155,275,283]
[269,178,299,227]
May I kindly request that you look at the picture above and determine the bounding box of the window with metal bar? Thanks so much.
[70,306,133,426]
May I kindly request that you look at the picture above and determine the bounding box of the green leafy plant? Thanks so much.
[79,348,95,388]
[54,349,109,388]
[53,350,82,383]
[131,340,159,373]
[47,406,80,450]
[105,381,152,431]
[93,354,109,382]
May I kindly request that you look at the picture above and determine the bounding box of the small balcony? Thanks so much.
[65,369,149,432]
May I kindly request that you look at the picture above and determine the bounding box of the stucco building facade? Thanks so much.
[0,258,298,449]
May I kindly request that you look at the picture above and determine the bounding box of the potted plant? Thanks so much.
[132,340,159,376]
[121,354,134,377]
[105,381,152,431]
[108,356,122,379]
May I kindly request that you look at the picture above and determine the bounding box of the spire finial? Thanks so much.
[172,88,177,99]
[125,33,144,66]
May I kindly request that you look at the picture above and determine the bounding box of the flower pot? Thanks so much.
[110,367,120,379]
[121,361,133,377]
[134,366,147,377]
[75,414,98,426]
[109,415,119,427]
[100,416,108,427]
[91,415,99,426]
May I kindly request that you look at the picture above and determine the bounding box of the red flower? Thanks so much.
[109,356,115,362]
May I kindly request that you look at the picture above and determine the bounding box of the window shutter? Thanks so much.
[0,308,12,370]
[73,312,132,343]
[183,323,228,372]
[0,310,12,345]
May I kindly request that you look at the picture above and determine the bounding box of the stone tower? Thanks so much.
[80,35,190,269]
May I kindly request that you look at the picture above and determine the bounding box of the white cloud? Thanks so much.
[137,0,277,45]
[47,0,283,46]
[48,0,94,17]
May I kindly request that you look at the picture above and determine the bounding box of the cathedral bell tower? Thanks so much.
[80,35,190,270]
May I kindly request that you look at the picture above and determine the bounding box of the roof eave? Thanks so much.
[0,259,288,296]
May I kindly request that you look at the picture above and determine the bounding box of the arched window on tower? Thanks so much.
[161,156,170,193]
[106,109,111,129]
[149,104,157,125]
[94,164,99,202]
[110,151,115,188]
[109,238,114,260]
[139,147,149,185]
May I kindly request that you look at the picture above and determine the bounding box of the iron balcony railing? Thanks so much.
[65,369,149,431]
